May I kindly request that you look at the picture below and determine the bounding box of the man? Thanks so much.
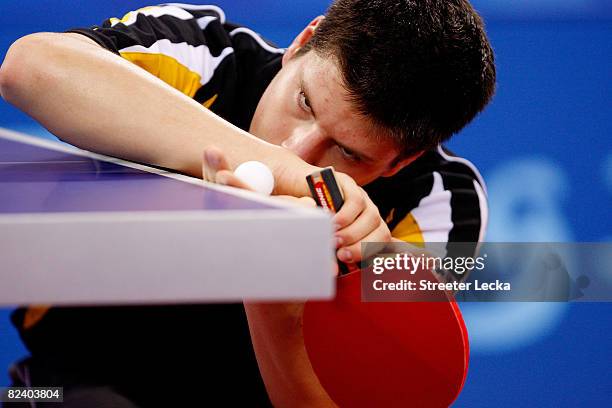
[0,0,495,406]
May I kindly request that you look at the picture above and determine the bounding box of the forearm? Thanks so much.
[0,32,312,194]
[244,302,337,407]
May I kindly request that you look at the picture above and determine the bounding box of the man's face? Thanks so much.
[250,51,403,186]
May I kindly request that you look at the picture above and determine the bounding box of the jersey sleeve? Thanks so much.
[67,4,234,105]
[389,170,488,245]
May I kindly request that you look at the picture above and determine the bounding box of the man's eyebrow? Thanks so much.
[300,76,318,118]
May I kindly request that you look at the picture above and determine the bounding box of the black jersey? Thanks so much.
[70,3,284,132]
[11,4,488,405]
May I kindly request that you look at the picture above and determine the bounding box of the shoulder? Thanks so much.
[223,23,285,61]
[69,4,284,130]
[392,145,486,193]
[365,145,488,243]
[68,4,285,70]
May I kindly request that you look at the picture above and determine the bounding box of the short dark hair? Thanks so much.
[300,0,496,155]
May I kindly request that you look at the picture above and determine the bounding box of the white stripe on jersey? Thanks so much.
[436,144,488,242]
[197,15,218,30]
[473,179,488,243]
[229,27,286,54]
[410,171,453,248]
[110,6,194,27]
[437,144,487,194]
[119,40,234,86]
[161,3,226,23]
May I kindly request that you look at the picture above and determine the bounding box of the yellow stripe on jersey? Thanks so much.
[391,213,425,246]
[120,52,202,97]
[23,305,51,330]
[118,40,234,95]
[202,94,218,108]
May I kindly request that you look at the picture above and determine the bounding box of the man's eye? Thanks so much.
[298,91,312,112]
[338,145,361,162]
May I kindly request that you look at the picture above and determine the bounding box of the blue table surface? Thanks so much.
[0,137,276,213]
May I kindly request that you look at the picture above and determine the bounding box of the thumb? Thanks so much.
[203,146,231,181]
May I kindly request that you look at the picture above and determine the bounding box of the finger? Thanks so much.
[336,222,392,263]
[205,146,231,171]
[297,196,317,207]
[216,170,253,191]
[333,182,365,230]
[272,195,317,208]
[335,203,381,247]
[203,146,231,181]
[202,151,214,182]
[333,261,339,278]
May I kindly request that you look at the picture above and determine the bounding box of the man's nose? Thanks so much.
[280,130,325,164]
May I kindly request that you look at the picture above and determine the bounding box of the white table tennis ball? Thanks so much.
[234,161,275,195]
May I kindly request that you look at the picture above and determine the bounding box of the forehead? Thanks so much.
[297,52,399,158]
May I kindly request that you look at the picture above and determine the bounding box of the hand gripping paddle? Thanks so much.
[304,167,469,407]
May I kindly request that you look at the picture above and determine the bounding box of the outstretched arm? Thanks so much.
[0,32,312,195]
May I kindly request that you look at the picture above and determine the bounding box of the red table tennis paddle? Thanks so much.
[304,168,469,407]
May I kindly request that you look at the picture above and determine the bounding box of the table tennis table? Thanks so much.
[0,127,335,306]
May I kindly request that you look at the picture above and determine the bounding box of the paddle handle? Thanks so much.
[306,167,360,275]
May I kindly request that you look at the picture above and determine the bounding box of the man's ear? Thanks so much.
[381,151,425,177]
[282,15,325,66]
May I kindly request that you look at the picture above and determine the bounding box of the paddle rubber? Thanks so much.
[303,269,469,407]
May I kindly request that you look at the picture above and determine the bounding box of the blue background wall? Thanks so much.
[1,1,611,406]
